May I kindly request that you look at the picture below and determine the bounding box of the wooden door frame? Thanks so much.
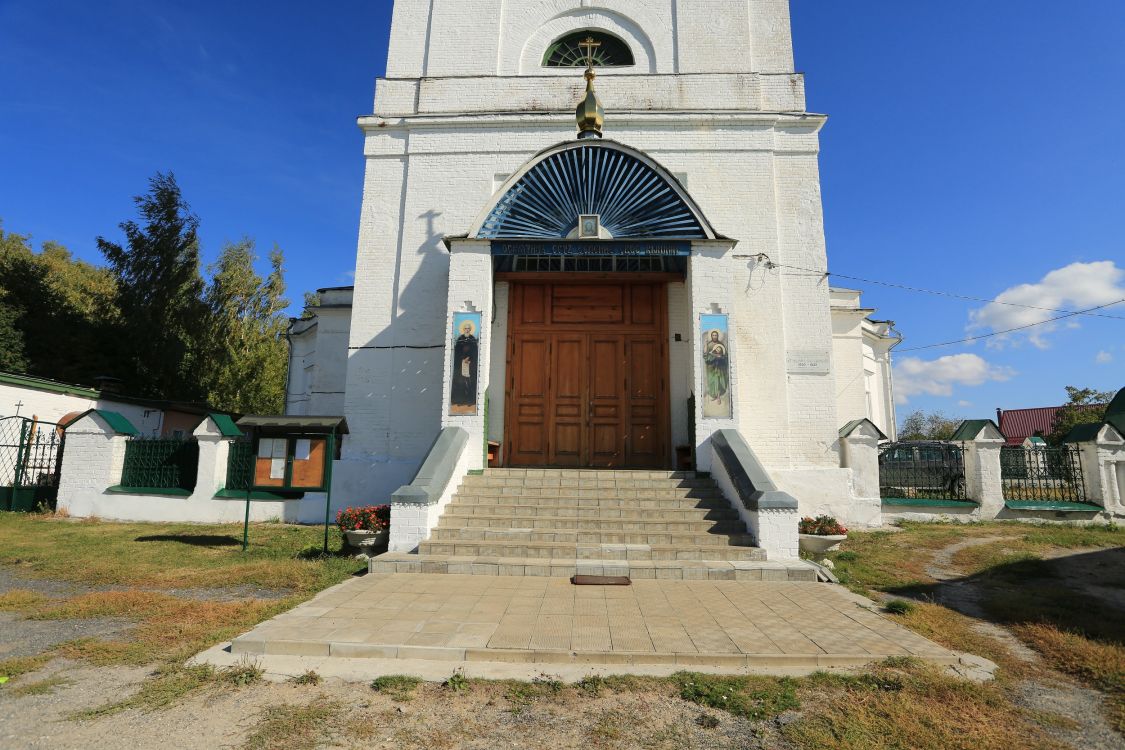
[503,277,672,468]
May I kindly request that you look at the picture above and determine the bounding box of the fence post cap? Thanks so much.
[63,410,138,437]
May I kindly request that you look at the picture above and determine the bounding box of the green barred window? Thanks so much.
[543,31,634,68]
[225,439,254,492]
[119,438,199,492]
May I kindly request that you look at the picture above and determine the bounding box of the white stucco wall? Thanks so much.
[286,287,353,417]
[830,288,899,442]
[386,0,795,79]
[56,415,318,524]
[332,0,881,506]
[0,381,162,434]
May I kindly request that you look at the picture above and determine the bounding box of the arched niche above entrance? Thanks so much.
[510,7,663,76]
[471,141,717,241]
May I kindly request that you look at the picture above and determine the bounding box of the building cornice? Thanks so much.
[358,111,826,134]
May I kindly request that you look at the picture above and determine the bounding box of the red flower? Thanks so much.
[336,504,394,532]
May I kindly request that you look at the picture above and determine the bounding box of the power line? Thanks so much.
[757,258,1125,321]
[896,298,1125,352]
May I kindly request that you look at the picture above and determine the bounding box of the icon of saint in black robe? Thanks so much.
[450,320,479,414]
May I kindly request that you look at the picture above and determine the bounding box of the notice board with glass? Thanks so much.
[253,436,329,491]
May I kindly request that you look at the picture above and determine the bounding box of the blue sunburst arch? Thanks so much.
[471,141,717,241]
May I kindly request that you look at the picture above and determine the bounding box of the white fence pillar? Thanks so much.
[962,422,1006,518]
[1072,425,1125,516]
[56,411,136,517]
[838,419,884,527]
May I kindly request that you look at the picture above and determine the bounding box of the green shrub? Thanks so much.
[673,672,798,720]
[885,599,917,615]
[370,675,422,701]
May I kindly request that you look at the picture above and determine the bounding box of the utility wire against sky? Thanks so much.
[737,255,1125,352]
[895,298,1125,352]
[763,260,1125,321]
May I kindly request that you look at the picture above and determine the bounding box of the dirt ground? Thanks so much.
[2,533,1123,749]
[910,536,1122,750]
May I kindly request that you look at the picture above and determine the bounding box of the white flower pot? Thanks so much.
[345,529,389,550]
[799,534,847,555]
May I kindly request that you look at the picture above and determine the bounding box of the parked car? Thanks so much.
[878,440,967,497]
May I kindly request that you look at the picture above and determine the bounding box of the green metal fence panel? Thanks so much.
[1000,445,1086,504]
[120,438,199,492]
[878,442,969,502]
[0,416,65,511]
[225,440,254,491]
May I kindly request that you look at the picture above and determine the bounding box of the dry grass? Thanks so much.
[784,661,1064,750]
[0,653,53,682]
[0,515,361,717]
[8,674,72,697]
[0,589,50,611]
[0,516,362,670]
[7,590,284,665]
[241,701,345,750]
[889,602,1036,682]
[829,522,1125,737]
[0,514,361,594]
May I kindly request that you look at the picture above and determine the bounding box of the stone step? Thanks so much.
[428,527,755,546]
[451,494,734,510]
[369,552,813,581]
[480,469,705,480]
[443,503,741,520]
[452,488,726,501]
[435,514,746,535]
[416,539,766,561]
[460,478,719,491]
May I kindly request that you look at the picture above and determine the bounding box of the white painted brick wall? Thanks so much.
[335,0,864,513]
[57,415,310,524]
[709,444,799,561]
[385,0,795,79]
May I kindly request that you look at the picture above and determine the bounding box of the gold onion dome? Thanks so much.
[576,38,605,139]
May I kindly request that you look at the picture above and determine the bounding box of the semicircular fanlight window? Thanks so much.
[543,31,635,68]
[478,145,707,240]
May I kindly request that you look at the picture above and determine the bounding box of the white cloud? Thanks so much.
[968,261,1125,349]
[894,353,1016,404]
[957,400,973,408]
[1096,350,1114,365]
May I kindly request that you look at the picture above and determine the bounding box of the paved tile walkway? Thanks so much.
[230,574,958,670]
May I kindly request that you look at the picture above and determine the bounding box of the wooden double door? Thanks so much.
[505,281,670,469]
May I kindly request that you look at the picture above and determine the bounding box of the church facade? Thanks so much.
[298,0,901,531]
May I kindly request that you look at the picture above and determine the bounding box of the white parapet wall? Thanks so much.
[710,429,799,561]
[389,427,471,553]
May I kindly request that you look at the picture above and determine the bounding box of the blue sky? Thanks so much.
[1,1,1122,423]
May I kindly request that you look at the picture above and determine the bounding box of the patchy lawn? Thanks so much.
[0,513,363,713]
[1,514,1122,749]
[826,521,1125,736]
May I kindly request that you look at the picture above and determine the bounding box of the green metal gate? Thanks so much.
[0,416,65,512]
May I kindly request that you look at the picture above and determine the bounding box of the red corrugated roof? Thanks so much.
[997,404,1102,446]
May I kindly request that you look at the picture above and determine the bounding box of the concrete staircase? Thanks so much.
[370,469,815,581]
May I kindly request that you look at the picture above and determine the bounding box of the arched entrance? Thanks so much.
[448,139,719,470]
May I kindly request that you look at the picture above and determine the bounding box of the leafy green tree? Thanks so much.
[0,295,28,372]
[899,410,962,441]
[97,173,206,400]
[1049,386,1115,444]
[196,240,290,414]
[0,223,119,381]
[300,291,320,319]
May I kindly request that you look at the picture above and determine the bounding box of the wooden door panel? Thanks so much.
[588,335,625,467]
[549,335,585,466]
[507,334,550,466]
[625,336,665,468]
[506,282,669,469]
